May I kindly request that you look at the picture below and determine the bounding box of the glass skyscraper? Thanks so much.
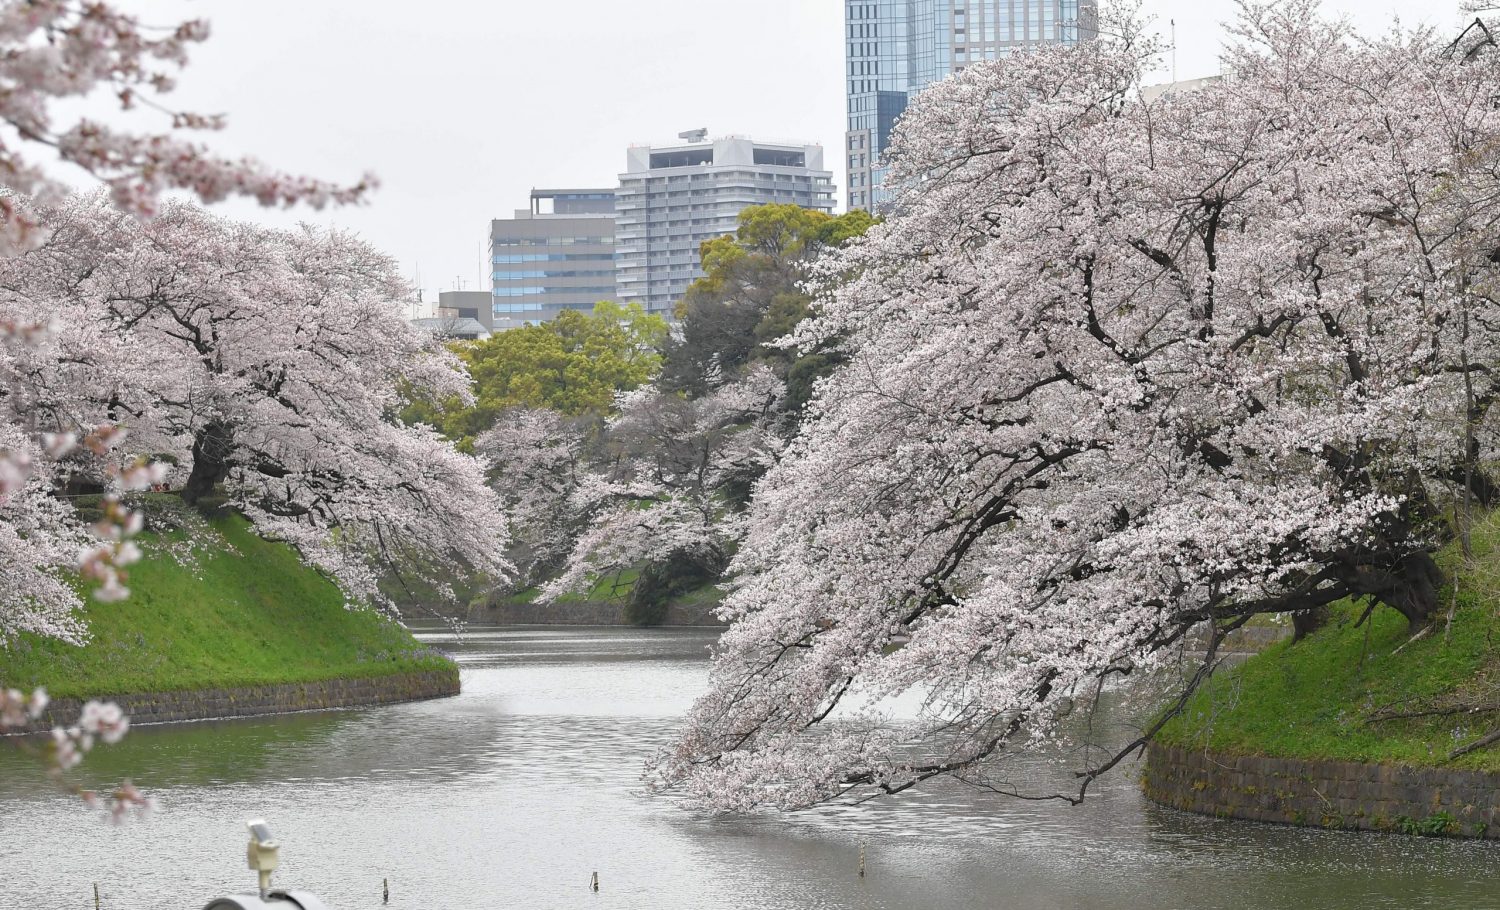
[845,0,1095,211]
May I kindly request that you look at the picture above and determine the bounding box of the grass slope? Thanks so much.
[0,512,452,699]
[1159,513,1500,772]
[491,569,725,623]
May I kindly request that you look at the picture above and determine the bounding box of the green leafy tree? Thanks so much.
[661,204,876,404]
[409,301,667,446]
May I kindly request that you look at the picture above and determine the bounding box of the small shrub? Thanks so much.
[1396,812,1458,837]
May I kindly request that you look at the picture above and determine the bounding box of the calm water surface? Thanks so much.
[0,622,1496,909]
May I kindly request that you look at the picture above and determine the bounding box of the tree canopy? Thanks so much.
[661,204,876,404]
[414,301,668,445]
[498,205,875,611]
[654,1,1500,811]
[0,0,375,809]
[2,196,510,618]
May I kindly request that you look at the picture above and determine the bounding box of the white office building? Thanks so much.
[614,131,835,313]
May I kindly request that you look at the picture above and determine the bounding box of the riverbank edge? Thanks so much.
[1142,741,1500,839]
[12,666,460,731]
[466,598,727,627]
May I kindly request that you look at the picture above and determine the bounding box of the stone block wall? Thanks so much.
[1144,742,1500,839]
[22,667,460,730]
[480,599,727,628]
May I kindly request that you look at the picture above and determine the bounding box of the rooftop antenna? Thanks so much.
[678,127,708,143]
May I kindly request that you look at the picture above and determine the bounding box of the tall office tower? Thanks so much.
[845,0,1096,211]
[615,131,835,314]
[489,188,618,327]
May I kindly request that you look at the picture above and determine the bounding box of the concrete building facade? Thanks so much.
[489,188,617,328]
[410,289,495,340]
[845,0,1096,210]
[614,132,835,313]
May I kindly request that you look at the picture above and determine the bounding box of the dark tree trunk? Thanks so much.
[1343,549,1444,629]
[1382,551,1445,628]
[1291,605,1330,642]
[1443,463,1500,508]
[182,420,234,505]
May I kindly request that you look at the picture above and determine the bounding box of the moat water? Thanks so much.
[0,623,1495,909]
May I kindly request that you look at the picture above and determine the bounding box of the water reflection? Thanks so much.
[0,622,1494,910]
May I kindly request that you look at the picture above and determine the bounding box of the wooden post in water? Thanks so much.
[383,877,389,904]
[93,882,100,909]
[859,843,866,878]
[590,871,600,892]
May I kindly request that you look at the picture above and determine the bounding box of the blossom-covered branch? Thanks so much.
[0,1,374,251]
[1,196,512,612]
[655,0,1500,810]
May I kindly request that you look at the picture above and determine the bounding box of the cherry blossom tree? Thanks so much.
[490,206,876,616]
[654,0,1500,810]
[0,1,373,252]
[1,195,511,610]
[475,407,591,585]
[537,366,786,619]
[0,0,381,632]
[0,0,374,798]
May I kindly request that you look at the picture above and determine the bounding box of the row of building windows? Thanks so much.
[620,192,815,206]
[492,236,613,247]
[619,181,823,195]
[622,188,830,201]
[492,269,616,279]
[621,172,829,185]
[494,285,616,298]
[619,200,825,217]
[494,302,610,314]
[492,253,616,264]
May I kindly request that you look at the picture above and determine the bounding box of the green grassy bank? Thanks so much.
[481,570,726,627]
[0,506,452,700]
[1158,514,1500,772]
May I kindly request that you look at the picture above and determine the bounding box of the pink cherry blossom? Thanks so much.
[654,1,1500,810]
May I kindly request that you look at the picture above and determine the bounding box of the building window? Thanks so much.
[650,149,714,169]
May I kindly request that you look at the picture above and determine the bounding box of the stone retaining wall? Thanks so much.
[479,599,727,628]
[1143,741,1500,839]
[22,667,460,730]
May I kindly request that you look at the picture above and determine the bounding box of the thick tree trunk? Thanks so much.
[181,420,234,505]
[1382,551,1444,627]
[1443,463,1500,509]
[1344,550,1444,629]
[1291,605,1330,642]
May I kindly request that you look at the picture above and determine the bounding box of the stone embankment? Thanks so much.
[1143,742,1500,839]
[22,667,459,730]
[475,599,726,627]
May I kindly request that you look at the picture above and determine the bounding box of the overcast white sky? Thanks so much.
[101,1,1473,304]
